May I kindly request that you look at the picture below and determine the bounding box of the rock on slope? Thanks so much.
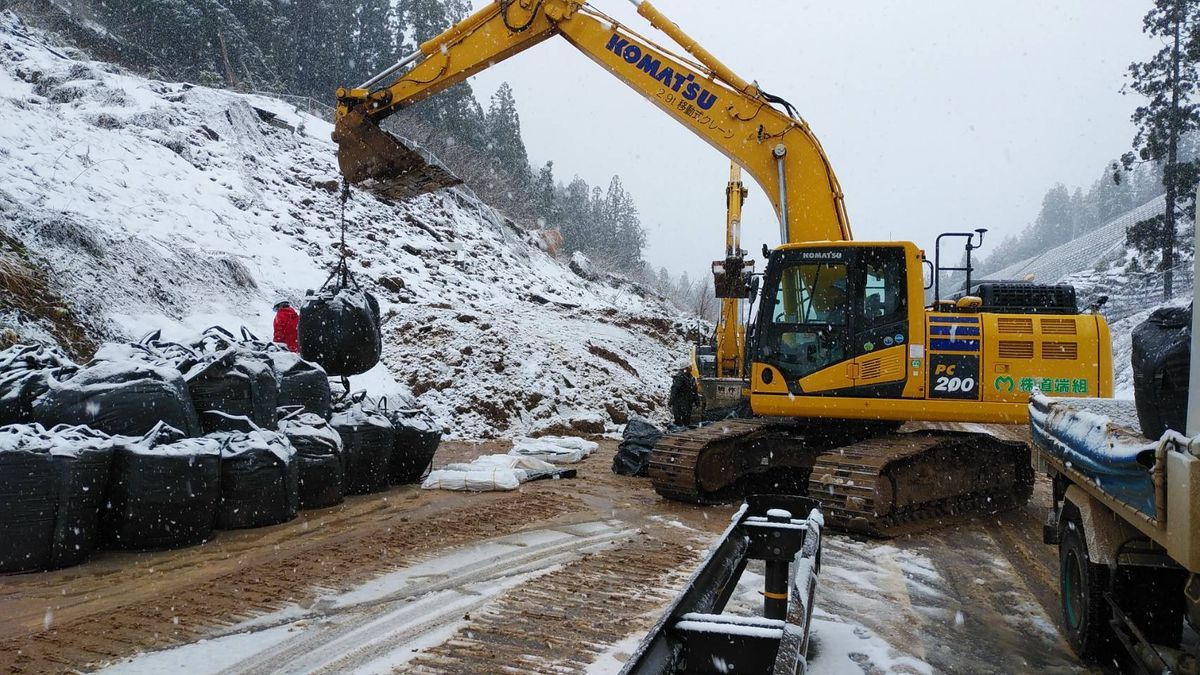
[0,12,693,438]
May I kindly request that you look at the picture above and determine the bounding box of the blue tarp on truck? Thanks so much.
[1029,393,1158,517]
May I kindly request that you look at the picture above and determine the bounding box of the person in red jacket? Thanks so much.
[273,300,301,352]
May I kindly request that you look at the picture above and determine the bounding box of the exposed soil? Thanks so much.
[0,438,1095,674]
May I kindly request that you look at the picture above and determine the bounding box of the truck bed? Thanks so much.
[1029,394,1158,516]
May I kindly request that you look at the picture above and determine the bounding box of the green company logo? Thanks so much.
[993,375,1089,395]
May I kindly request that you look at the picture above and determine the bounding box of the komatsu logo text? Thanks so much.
[605,34,718,111]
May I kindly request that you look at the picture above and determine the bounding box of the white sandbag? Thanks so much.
[509,436,598,465]
[444,454,557,473]
[421,467,521,492]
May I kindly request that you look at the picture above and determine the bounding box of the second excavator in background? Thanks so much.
[669,163,753,425]
[331,0,1113,536]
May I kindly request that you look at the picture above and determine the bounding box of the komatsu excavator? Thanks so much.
[669,163,753,425]
[332,0,1113,536]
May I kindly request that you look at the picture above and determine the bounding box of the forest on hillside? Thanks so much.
[24,0,669,287]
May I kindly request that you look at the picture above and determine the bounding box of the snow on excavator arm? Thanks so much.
[333,0,852,244]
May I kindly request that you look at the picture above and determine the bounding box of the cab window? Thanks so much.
[772,262,849,326]
[859,250,906,328]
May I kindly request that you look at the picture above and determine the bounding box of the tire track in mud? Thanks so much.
[0,491,584,673]
[404,534,702,674]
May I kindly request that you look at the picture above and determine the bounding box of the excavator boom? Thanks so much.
[334,0,851,243]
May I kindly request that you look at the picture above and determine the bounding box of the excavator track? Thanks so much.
[649,420,1034,537]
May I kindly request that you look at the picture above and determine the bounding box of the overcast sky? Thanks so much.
[465,1,1155,279]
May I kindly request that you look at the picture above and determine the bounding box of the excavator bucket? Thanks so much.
[333,107,463,201]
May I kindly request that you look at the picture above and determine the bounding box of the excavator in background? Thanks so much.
[668,163,753,425]
[332,0,1113,536]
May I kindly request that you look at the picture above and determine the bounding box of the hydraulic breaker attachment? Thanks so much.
[622,495,822,675]
[332,106,463,201]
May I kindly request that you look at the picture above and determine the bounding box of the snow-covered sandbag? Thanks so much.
[185,347,279,433]
[278,412,344,509]
[34,357,202,437]
[0,424,58,572]
[210,428,299,530]
[45,424,113,568]
[299,287,382,377]
[330,402,393,495]
[509,436,598,465]
[0,424,113,571]
[376,395,441,485]
[613,417,663,477]
[94,332,197,369]
[0,345,78,426]
[270,351,332,420]
[101,423,220,550]
[421,468,522,492]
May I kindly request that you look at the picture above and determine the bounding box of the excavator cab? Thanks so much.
[755,243,913,396]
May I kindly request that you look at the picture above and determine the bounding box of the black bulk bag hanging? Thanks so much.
[330,398,393,495]
[1132,304,1192,439]
[33,357,202,438]
[376,396,441,485]
[185,347,279,433]
[100,423,221,550]
[0,424,58,573]
[278,410,344,509]
[270,351,333,420]
[299,259,382,378]
[47,424,113,569]
[0,345,79,426]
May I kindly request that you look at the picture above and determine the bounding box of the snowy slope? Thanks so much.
[0,12,694,438]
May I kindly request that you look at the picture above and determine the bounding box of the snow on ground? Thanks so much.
[0,11,693,438]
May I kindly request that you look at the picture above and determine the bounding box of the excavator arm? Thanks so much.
[334,0,852,243]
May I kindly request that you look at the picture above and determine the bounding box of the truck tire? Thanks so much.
[1059,509,1114,661]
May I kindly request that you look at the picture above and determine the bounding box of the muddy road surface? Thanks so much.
[0,439,1090,674]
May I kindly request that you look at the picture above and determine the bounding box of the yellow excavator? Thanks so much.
[669,163,752,425]
[332,0,1113,535]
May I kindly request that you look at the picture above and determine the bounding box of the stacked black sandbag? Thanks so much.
[185,348,279,433]
[211,427,299,529]
[0,424,58,573]
[278,411,344,509]
[376,395,441,485]
[299,287,382,377]
[46,425,113,569]
[33,355,202,437]
[269,351,332,420]
[101,422,221,550]
[330,398,393,495]
[0,345,79,426]
[612,417,664,477]
[1132,303,1192,439]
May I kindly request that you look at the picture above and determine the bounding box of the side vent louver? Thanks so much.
[998,341,1035,359]
[1043,342,1079,360]
[997,318,1034,334]
[1040,319,1077,335]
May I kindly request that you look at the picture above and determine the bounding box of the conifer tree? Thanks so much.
[1122,0,1200,298]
